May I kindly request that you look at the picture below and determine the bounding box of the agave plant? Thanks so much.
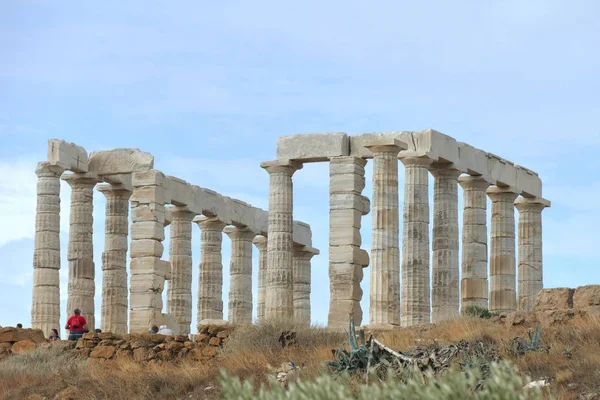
[327,316,375,374]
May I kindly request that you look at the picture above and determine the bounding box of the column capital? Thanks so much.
[486,185,520,202]
[61,172,100,187]
[193,215,227,231]
[97,183,132,198]
[252,235,268,250]
[429,163,463,179]
[364,138,406,154]
[293,245,320,259]
[35,161,65,177]
[260,159,303,176]
[514,196,551,212]
[224,225,256,241]
[169,206,196,221]
[399,155,433,167]
[458,174,492,190]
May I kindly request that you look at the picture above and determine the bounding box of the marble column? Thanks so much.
[458,175,491,311]
[31,162,64,337]
[63,173,98,330]
[515,197,550,312]
[167,207,195,334]
[129,170,170,333]
[328,156,370,328]
[253,235,268,322]
[293,246,319,326]
[194,216,227,322]
[400,155,432,326]
[430,164,461,323]
[487,186,519,314]
[224,226,255,324]
[98,184,131,334]
[260,160,302,322]
[365,140,403,326]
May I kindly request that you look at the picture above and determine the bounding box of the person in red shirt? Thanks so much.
[65,309,88,341]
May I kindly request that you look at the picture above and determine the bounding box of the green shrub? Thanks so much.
[219,360,545,399]
[464,306,499,320]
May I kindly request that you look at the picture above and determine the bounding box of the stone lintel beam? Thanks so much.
[47,139,89,172]
[276,132,349,162]
[88,148,154,176]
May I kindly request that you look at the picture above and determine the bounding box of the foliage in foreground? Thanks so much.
[219,360,544,400]
[464,306,500,320]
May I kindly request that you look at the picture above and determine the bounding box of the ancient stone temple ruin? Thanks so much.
[32,139,317,336]
[269,130,549,328]
[31,130,549,336]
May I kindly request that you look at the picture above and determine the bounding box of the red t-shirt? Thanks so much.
[67,315,87,332]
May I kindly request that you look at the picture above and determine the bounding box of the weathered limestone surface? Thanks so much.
[515,197,550,312]
[167,207,196,334]
[261,160,302,321]
[487,186,519,314]
[31,162,64,337]
[365,140,403,326]
[194,216,227,322]
[48,139,88,172]
[328,156,370,328]
[129,170,170,333]
[293,246,319,326]
[430,164,461,323]
[98,184,131,334]
[224,226,256,324]
[253,236,268,322]
[63,173,98,330]
[400,155,433,326]
[458,175,491,311]
[276,132,349,162]
[88,148,154,176]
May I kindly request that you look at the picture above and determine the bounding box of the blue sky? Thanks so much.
[1,1,599,332]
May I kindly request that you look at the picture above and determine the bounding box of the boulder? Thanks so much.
[11,340,37,354]
[90,346,116,359]
[202,346,219,358]
[194,334,210,344]
[574,285,600,309]
[533,288,574,312]
[167,341,184,352]
[216,331,230,339]
[209,337,221,346]
[157,350,174,361]
[537,310,574,326]
[505,311,529,326]
[0,328,46,344]
[133,347,156,362]
[115,349,133,360]
[175,334,188,342]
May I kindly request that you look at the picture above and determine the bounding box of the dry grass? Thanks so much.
[1,316,600,399]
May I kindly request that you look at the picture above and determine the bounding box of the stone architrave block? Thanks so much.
[515,165,542,198]
[224,197,253,227]
[166,176,194,206]
[293,221,312,247]
[329,246,369,266]
[253,209,269,235]
[418,129,459,164]
[130,186,166,204]
[330,193,370,212]
[131,204,166,224]
[47,139,89,172]
[89,149,154,176]
[192,188,230,223]
[130,221,165,241]
[457,142,490,178]
[276,133,349,162]
[487,153,518,188]
[103,174,133,192]
[349,132,411,158]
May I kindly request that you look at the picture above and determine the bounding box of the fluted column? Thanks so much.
[365,140,403,326]
[293,246,319,326]
[430,164,461,323]
[487,186,519,313]
[224,226,255,324]
[260,159,302,322]
[98,184,131,334]
[63,173,98,330]
[400,155,432,326]
[515,197,550,312]
[31,162,64,337]
[458,175,491,311]
[328,156,370,328]
[194,216,227,323]
[167,207,196,334]
[253,236,268,322]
